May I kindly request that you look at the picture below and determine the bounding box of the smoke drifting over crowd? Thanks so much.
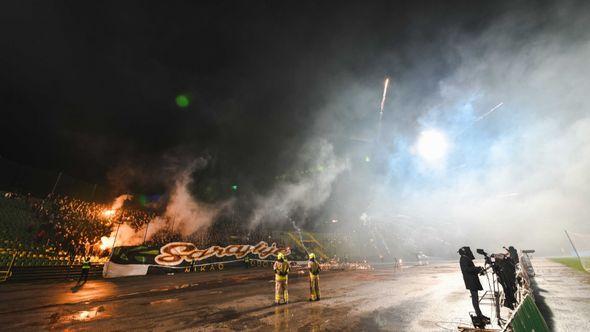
[111,159,226,246]
[2,2,589,257]
[156,161,222,236]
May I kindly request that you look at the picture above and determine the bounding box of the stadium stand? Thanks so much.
[0,189,378,281]
[0,192,112,281]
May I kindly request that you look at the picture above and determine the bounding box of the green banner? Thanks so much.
[509,295,549,332]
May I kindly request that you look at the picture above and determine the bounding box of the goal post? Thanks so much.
[565,230,590,273]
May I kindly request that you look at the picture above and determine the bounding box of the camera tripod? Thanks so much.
[480,265,506,327]
[476,249,507,328]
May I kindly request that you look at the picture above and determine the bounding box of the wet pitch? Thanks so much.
[0,258,588,331]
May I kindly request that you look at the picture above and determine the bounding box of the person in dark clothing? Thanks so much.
[458,247,489,322]
[493,253,517,309]
[507,246,519,266]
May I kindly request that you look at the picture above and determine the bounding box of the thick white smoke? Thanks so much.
[367,7,590,256]
[111,194,132,210]
[111,159,225,246]
[250,138,348,227]
[145,161,222,240]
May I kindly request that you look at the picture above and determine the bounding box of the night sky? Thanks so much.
[0,1,551,196]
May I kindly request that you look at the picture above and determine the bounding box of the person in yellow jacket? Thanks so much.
[273,252,290,305]
[308,253,321,301]
[77,256,91,285]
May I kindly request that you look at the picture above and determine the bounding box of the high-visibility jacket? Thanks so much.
[82,259,91,270]
[273,260,290,281]
[308,260,321,276]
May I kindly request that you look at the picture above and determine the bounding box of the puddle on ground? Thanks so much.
[57,305,107,323]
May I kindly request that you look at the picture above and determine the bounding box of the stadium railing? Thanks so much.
[499,251,549,332]
[0,253,16,282]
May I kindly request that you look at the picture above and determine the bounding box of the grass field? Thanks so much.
[551,257,588,273]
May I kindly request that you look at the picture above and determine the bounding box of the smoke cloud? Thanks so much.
[146,160,223,240]
[92,2,590,257]
[111,158,226,246]
[343,4,590,257]
[249,138,348,228]
[111,194,132,210]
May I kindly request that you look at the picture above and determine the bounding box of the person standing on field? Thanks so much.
[273,252,290,305]
[308,253,321,301]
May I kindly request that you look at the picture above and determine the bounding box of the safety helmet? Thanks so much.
[277,252,285,260]
[308,253,316,259]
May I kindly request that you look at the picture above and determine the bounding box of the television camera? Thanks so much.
[475,248,518,327]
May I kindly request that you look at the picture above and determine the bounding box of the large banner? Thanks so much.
[103,241,291,278]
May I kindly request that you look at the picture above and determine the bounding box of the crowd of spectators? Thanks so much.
[2,191,351,265]
[2,192,156,261]
[145,218,287,250]
[28,194,113,259]
[124,207,156,230]
[3,192,284,260]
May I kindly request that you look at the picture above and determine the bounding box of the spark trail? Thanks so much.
[377,77,390,140]
[475,102,503,122]
[458,102,504,136]
[291,220,309,255]
[379,77,390,122]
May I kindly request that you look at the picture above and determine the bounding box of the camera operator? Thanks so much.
[506,245,519,267]
[492,253,517,309]
[458,246,489,322]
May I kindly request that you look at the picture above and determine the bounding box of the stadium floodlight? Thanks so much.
[415,128,450,164]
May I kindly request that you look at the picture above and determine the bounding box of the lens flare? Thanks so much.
[175,94,190,108]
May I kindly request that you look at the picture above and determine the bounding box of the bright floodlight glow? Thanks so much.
[415,129,450,163]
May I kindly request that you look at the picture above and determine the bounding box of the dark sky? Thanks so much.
[0,1,523,194]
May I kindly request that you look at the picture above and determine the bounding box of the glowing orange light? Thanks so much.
[99,235,115,251]
[102,209,115,217]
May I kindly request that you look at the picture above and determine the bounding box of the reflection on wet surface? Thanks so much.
[149,298,179,305]
[58,281,118,305]
[273,305,290,331]
[306,304,326,332]
[0,259,587,331]
[51,305,110,327]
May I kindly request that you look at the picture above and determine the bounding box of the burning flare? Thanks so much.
[102,209,115,218]
[97,194,133,251]
[99,235,115,251]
